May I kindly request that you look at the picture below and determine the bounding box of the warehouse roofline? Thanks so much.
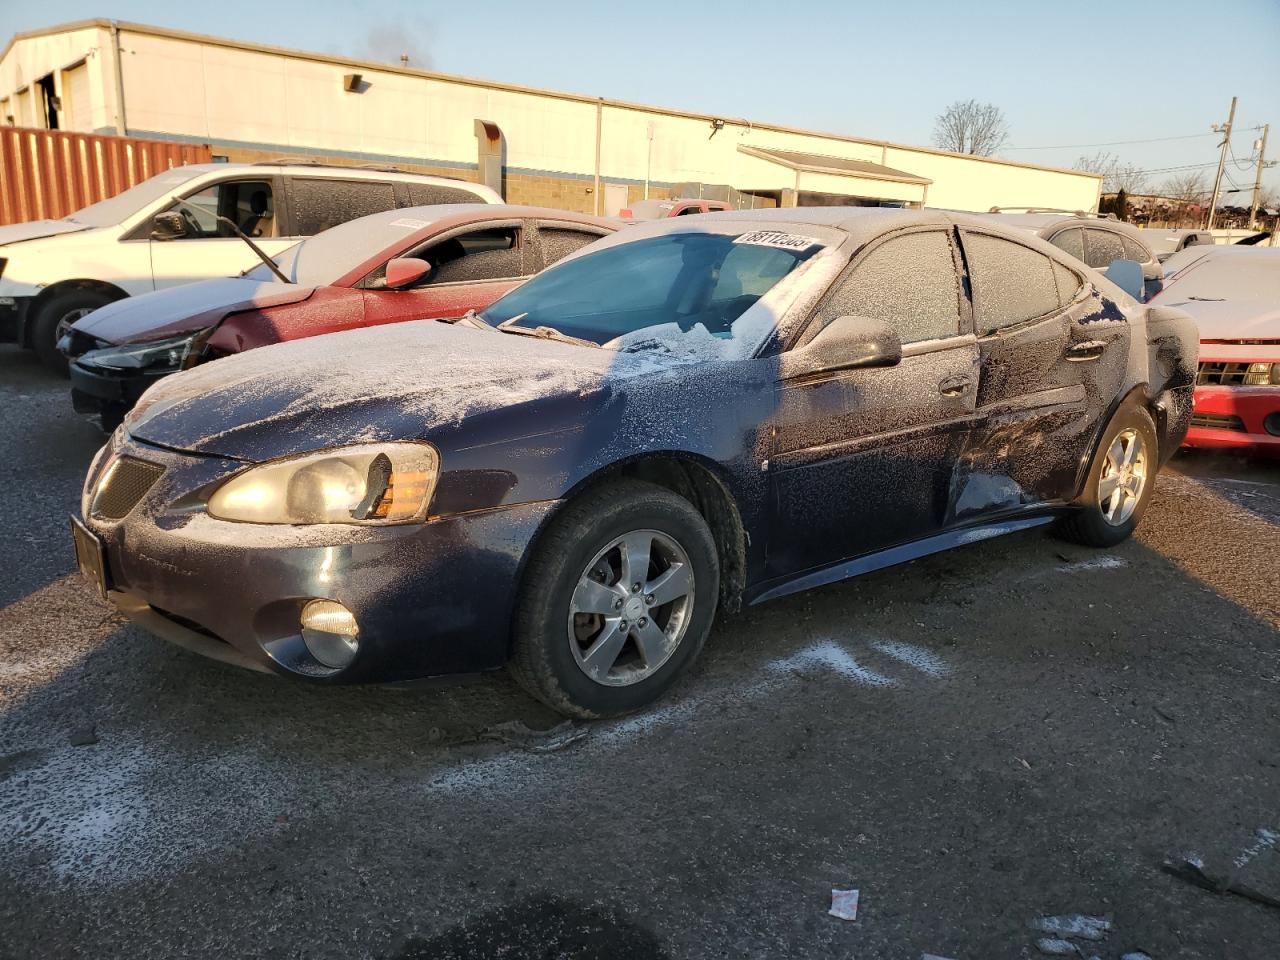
[1,18,1103,182]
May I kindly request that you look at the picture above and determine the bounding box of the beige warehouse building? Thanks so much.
[0,19,1102,215]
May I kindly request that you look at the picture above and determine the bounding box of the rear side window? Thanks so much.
[1049,228,1085,263]
[539,227,607,267]
[290,179,397,235]
[1122,237,1149,264]
[1053,261,1082,306]
[407,183,484,205]
[1084,229,1125,269]
[818,231,961,344]
[676,206,702,216]
[965,233,1061,332]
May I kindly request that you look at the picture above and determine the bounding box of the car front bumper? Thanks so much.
[70,360,175,418]
[79,436,554,682]
[1185,384,1280,455]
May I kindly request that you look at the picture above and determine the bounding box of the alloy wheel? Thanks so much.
[54,307,96,343]
[1097,428,1148,526]
[568,529,695,686]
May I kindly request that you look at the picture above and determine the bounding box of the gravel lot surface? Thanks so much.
[1,343,1277,959]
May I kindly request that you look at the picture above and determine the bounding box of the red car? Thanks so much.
[619,198,732,219]
[61,205,618,427]
[1154,244,1280,456]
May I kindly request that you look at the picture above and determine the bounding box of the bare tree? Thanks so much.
[1073,150,1148,195]
[1161,171,1208,202]
[931,100,1009,156]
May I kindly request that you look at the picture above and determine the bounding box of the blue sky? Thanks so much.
[7,0,1279,196]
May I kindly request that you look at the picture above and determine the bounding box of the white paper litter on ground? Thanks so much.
[1032,914,1112,941]
[829,888,859,921]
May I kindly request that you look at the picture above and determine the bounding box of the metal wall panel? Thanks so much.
[0,126,211,225]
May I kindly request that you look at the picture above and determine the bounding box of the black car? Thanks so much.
[72,209,1198,718]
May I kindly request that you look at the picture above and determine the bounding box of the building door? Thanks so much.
[604,184,630,217]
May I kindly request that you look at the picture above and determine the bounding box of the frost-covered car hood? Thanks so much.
[0,219,91,247]
[73,277,316,344]
[1159,296,1280,341]
[125,320,655,461]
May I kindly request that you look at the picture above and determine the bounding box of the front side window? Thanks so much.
[1084,229,1125,269]
[290,179,397,235]
[162,180,275,239]
[480,231,820,350]
[965,233,1061,332]
[815,231,961,344]
[362,227,522,288]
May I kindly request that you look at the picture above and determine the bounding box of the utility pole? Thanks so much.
[1249,123,1269,230]
[1207,96,1236,230]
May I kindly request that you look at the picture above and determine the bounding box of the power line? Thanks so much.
[1005,132,1215,151]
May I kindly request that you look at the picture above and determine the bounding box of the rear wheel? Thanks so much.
[32,289,114,375]
[1055,406,1158,547]
[510,479,719,719]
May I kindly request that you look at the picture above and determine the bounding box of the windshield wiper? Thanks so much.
[214,215,291,284]
[441,308,494,329]
[496,314,600,349]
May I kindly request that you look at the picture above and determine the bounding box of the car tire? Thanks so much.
[32,289,114,376]
[1055,405,1159,548]
[510,478,720,719]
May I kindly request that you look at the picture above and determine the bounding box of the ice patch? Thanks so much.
[1058,556,1128,573]
[868,639,950,678]
[769,641,898,687]
[1233,826,1279,869]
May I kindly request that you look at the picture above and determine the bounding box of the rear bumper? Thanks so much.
[1185,384,1280,455]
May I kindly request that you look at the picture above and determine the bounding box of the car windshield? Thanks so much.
[62,167,210,227]
[243,210,443,286]
[479,231,822,352]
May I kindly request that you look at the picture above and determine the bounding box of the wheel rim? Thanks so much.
[54,307,95,342]
[1098,428,1148,526]
[567,529,694,687]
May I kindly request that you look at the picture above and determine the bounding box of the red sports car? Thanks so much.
[60,204,618,427]
[1154,244,1280,456]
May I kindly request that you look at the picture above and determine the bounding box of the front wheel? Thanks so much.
[1055,406,1158,547]
[32,288,115,375]
[510,479,720,719]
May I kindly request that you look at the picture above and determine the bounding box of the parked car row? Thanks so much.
[68,206,1200,718]
[0,161,502,371]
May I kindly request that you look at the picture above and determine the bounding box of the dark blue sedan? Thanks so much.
[72,208,1198,717]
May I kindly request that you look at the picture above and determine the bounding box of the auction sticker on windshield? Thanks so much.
[733,231,821,251]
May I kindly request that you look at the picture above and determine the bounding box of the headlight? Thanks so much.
[207,442,439,525]
[1242,362,1280,386]
[78,331,204,372]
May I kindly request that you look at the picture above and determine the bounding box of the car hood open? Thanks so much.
[125,320,654,461]
[74,277,316,344]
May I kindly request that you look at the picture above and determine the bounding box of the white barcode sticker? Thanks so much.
[734,230,820,251]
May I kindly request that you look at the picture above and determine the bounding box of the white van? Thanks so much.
[0,161,501,371]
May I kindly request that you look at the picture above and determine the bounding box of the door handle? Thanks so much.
[1066,339,1108,362]
[938,375,971,397]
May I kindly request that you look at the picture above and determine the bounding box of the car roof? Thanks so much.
[163,161,500,189]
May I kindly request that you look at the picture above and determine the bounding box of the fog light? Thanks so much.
[1264,412,1280,437]
[300,599,359,669]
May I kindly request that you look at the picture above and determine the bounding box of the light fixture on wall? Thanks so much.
[708,118,725,140]
[343,73,365,93]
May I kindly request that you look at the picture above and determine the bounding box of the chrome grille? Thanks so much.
[91,456,164,520]
[1197,361,1253,386]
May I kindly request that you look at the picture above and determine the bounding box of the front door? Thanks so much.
[360,222,529,327]
[951,229,1131,520]
[148,178,295,289]
[766,228,979,578]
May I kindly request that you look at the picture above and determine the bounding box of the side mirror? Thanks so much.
[1103,259,1144,301]
[384,257,432,290]
[150,211,187,241]
[780,315,902,381]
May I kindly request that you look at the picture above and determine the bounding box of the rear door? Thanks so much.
[360,219,528,326]
[766,227,980,578]
[952,230,1129,518]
